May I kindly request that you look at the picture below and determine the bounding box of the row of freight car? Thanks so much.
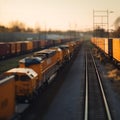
[91,37,120,64]
[0,40,82,120]
[0,38,72,59]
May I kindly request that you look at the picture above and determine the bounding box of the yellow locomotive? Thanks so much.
[19,49,60,89]
[3,41,80,101]
[5,68,38,101]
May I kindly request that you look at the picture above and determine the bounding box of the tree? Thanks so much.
[93,27,107,37]
[0,25,8,32]
[112,27,120,38]
[9,21,26,32]
[26,27,34,32]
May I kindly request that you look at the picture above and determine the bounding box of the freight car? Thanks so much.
[112,38,120,63]
[0,42,10,59]
[91,37,120,66]
[0,38,77,60]
[0,75,15,120]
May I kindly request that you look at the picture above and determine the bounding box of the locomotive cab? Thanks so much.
[19,57,43,88]
[5,68,38,100]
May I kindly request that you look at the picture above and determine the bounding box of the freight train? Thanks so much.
[91,37,120,66]
[0,38,73,60]
[0,39,81,120]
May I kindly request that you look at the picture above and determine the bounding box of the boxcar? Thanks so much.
[112,38,120,62]
[108,38,113,58]
[25,41,33,52]
[39,40,47,49]
[15,42,21,54]
[53,39,62,46]
[104,38,108,54]
[97,38,105,52]
[21,42,27,54]
[33,40,40,51]
[46,40,54,48]
[0,42,10,59]
[0,75,15,120]
[9,42,16,55]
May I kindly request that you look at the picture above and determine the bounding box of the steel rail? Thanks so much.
[84,52,88,120]
[91,52,112,120]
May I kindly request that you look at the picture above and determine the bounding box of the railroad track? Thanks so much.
[84,49,112,120]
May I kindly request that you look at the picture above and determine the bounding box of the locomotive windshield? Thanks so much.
[14,74,30,81]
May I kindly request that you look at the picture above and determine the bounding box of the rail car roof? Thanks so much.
[34,49,56,58]
[58,45,69,49]
[6,68,38,79]
[19,57,42,66]
[0,75,14,85]
[49,47,62,51]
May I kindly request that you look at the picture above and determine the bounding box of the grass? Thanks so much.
[0,54,31,74]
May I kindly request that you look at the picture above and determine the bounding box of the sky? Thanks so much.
[0,0,120,31]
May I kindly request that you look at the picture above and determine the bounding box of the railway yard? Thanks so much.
[1,0,120,120]
[0,39,120,120]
